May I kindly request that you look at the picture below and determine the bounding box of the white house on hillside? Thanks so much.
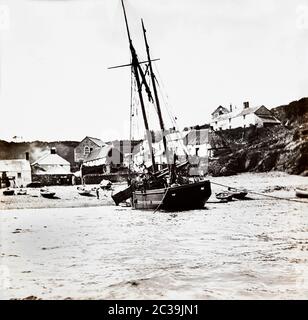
[210,102,281,131]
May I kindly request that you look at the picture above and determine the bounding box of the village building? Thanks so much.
[210,102,281,131]
[31,148,72,185]
[132,139,165,171]
[110,140,142,168]
[132,130,192,171]
[81,145,124,175]
[74,136,106,163]
[0,159,32,188]
[182,129,210,176]
[184,129,210,157]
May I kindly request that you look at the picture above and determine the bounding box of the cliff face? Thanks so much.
[271,97,308,127]
[208,98,308,177]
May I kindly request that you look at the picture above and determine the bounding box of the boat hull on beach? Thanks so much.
[295,188,308,198]
[3,188,15,196]
[41,192,56,199]
[132,180,211,211]
[40,188,56,199]
[77,187,92,196]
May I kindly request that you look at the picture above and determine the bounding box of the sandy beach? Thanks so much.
[0,172,307,211]
[0,184,118,211]
[0,172,308,300]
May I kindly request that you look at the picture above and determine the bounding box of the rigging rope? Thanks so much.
[153,187,170,213]
[211,181,307,204]
[152,62,190,155]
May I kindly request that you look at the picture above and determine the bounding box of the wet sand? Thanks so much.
[0,172,307,299]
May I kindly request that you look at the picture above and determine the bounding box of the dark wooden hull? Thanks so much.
[132,180,211,211]
[78,192,92,196]
[112,185,133,205]
[232,192,248,200]
[228,188,248,200]
[3,189,15,196]
[296,188,308,198]
[41,192,56,199]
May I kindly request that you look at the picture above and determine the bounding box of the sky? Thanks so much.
[0,0,307,142]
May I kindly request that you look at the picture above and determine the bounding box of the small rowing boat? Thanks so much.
[3,188,15,196]
[228,187,248,200]
[17,188,27,195]
[77,186,92,196]
[40,188,56,199]
[216,191,233,202]
[295,188,308,198]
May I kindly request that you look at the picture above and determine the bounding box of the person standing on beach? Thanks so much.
[2,172,10,188]
[96,187,100,199]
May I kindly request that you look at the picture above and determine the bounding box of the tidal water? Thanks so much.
[0,173,307,299]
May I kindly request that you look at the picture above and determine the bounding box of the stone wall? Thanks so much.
[31,174,73,186]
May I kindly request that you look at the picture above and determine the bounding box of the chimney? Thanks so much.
[50,147,56,154]
[243,101,249,109]
[25,152,29,161]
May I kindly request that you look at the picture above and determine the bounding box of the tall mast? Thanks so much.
[120,0,156,172]
[141,19,171,168]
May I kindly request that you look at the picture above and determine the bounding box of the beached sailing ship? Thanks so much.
[111,0,211,210]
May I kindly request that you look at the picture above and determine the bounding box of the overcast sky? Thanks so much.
[0,0,307,142]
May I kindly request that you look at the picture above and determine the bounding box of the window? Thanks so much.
[196,148,199,156]
[243,115,246,120]
[17,173,21,178]
[84,146,90,156]
[229,118,231,123]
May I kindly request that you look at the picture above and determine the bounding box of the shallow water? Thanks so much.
[0,172,307,299]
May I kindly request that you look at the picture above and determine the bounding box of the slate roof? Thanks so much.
[32,153,70,166]
[211,106,230,116]
[84,145,123,163]
[86,137,106,147]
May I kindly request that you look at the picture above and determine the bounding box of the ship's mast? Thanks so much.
[121,0,156,172]
[141,19,171,171]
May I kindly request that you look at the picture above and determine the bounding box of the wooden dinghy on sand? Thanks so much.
[3,188,15,196]
[77,186,92,196]
[40,188,56,199]
[295,188,308,198]
[216,191,233,202]
[228,187,248,200]
[16,188,27,195]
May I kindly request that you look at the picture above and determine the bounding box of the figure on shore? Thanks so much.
[96,187,100,199]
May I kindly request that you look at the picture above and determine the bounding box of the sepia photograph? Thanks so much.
[0,0,307,302]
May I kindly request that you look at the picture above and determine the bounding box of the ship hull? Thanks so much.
[132,180,211,211]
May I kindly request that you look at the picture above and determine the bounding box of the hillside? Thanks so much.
[1,97,307,177]
[271,97,308,127]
